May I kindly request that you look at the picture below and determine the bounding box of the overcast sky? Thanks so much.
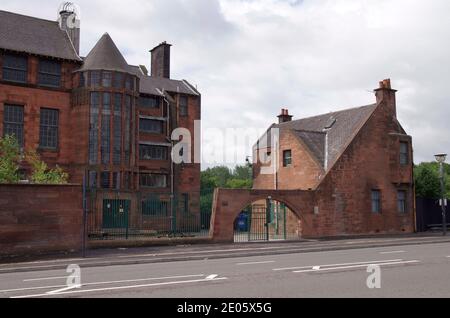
[2,0,449,167]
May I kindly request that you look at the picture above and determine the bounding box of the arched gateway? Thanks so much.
[210,189,315,243]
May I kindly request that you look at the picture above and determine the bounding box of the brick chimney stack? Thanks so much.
[278,109,293,124]
[150,42,172,79]
[375,78,398,118]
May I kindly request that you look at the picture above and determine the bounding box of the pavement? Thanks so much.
[1,237,450,298]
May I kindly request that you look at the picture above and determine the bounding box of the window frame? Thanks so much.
[371,190,382,214]
[39,108,59,150]
[179,95,188,117]
[2,54,28,84]
[283,150,292,167]
[139,118,164,134]
[3,104,24,147]
[397,190,407,214]
[139,144,169,161]
[37,59,62,88]
[139,173,168,189]
[400,141,409,165]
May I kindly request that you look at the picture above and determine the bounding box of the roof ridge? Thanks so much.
[294,129,327,134]
[278,103,377,126]
[0,10,58,25]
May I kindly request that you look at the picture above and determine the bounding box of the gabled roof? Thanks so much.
[79,33,130,72]
[0,10,81,61]
[262,104,377,171]
[129,65,200,96]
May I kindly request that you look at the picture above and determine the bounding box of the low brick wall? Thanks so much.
[0,184,83,260]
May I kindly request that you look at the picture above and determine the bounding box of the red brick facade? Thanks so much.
[212,79,415,241]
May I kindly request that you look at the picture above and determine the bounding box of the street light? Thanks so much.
[435,154,447,236]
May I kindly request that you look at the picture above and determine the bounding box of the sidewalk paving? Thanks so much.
[1,233,450,274]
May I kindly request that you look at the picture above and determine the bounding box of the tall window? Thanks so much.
[102,71,112,88]
[101,93,111,165]
[182,193,189,215]
[90,71,101,87]
[124,95,131,165]
[371,190,381,214]
[101,171,110,189]
[400,142,409,165]
[88,171,97,188]
[179,96,188,117]
[125,76,134,91]
[140,118,163,134]
[79,72,87,88]
[283,150,292,167]
[38,59,61,87]
[113,72,123,89]
[398,190,407,213]
[112,172,121,190]
[39,108,59,149]
[89,93,100,164]
[139,145,168,160]
[113,93,122,165]
[2,54,27,83]
[140,173,167,188]
[3,105,24,147]
[139,95,159,108]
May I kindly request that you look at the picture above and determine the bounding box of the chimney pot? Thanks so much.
[278,108,293,124]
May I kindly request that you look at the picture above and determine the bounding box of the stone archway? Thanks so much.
[209,188,315,243]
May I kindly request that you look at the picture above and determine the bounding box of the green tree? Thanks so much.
[27,150,69,184]
[414,162,450,199]
[0,135,21,184]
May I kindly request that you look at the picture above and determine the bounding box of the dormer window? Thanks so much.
[2,54,28,83]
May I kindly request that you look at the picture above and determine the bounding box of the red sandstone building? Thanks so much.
[249,79,414,237]
[0,5,201,235]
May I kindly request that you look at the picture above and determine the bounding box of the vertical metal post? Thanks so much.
[82,172,87,258]
[440,162,447,236]
[266,198,271,242]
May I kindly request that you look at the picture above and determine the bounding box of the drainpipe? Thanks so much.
[324,132,329,171]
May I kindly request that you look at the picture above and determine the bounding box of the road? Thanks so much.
[1,240,449,298]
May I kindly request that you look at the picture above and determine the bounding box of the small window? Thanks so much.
[398,190,407,214]
[400,142,409,165]
[2,54,28,83]
[39,108,59,149]
[112,172,121,190]
[371,190,381,214]
[102,71,112,87]
[283,150,292,167]
[3,104,24,147]
[140,173,167,188]
[38,59,61,87]
[79,72,87,88]
[139,95,159,108]
[101,172,110,189]
[113,72,123,89]
[179,96,188,117]
[140,118,163,134]
[90,71,101,87]
[139,144,168,160]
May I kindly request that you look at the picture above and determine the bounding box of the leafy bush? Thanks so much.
[0,135,21,183]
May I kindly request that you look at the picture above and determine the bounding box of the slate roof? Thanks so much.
[128,65,199,96]
[259,104,377,171]
[0,10,81,61]
[78,33,130,73]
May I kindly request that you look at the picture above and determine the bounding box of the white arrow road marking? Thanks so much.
[11,275,228,298]
[273,259,403,271]
[46,285,81,295]
[293,260,420,274]
[0,274,205,295]
[312,266,321,271]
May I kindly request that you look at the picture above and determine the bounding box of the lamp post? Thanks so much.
[435,154,447,236]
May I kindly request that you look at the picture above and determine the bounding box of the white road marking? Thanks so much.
[0,274,205,295]
[293,260,420,274]
[236,261,276,266]
[273,259,403,271]
[11,276,228,298]
[206,275,218,280]
[46,285,81,295]
[312,266,321,270]
[380,251,406,255]
[24,276,76,282]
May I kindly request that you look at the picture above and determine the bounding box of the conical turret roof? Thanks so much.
[79,33,130,72]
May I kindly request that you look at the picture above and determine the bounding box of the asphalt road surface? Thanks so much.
[1,241,449,298]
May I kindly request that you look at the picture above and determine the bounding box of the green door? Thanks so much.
[102,199,130,229]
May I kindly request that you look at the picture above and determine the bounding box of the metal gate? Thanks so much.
[102,199,130,229]
[234,200,287,243]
